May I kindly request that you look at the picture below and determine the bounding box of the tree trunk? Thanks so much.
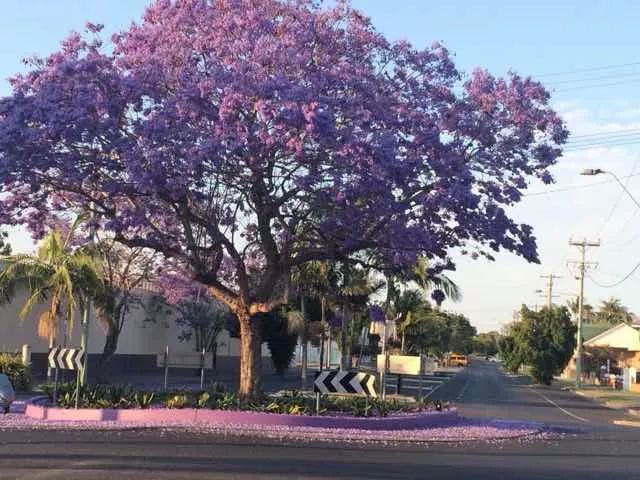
[340,304,349,370]
[301,295,308,389]
[319,296,326,372]
[99,324,119,382]
[238,312,263,402]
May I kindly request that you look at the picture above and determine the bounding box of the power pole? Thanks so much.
[568,239,600,388]
[538,274,561,308]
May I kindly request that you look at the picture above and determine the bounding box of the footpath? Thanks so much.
[555,379,640,417]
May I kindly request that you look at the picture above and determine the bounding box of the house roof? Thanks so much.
[582,323,612,342]
[584,322,640,351]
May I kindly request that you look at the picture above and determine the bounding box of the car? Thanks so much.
[449,353,468,367]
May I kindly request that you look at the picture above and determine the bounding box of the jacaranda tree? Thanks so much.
[0,0,567,399]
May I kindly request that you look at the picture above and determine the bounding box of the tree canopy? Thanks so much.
[0,0,567,398]
[499,305,576,385]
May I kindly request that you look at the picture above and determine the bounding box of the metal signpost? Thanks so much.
[313,370,377,414]
[48,347,85,409]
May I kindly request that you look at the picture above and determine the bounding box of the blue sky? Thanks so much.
[2,1,640,332]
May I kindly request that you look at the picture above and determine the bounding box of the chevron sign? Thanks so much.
[48,347,85,371]
[314,370,377,398]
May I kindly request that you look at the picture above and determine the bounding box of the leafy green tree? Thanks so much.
[473,331,501,356]
[596,297,633,325]
[448,313,477,354]
[567,298,595,323]
[261,311,299,375]
[0,230,11,256]
[500,305,576,384]
[403,306,451,357]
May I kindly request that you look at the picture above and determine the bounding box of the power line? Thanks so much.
[536,61,640,78]
[588,262,640,287]
[564,139,640,152]
[570,128,640,140]
[568,133,640,146]
[547,70,640,86]
[593,155,640,241]
[523,172,640,197]
[554,78,640,92]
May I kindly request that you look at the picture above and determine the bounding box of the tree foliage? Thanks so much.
[0,217,102,342]
[499,305,576,385]
[0,0,567,398]
[0,230,10,256]
[400,305,475,356]
[595,297,633,325]
[472,331,501,356]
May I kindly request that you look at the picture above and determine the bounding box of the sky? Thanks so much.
[2,1,640,333]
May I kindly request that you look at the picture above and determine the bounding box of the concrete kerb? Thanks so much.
[24,402,459,431]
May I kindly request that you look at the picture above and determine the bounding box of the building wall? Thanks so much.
[0,289,273,375]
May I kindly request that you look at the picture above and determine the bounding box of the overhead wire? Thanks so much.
[535,61,640,78]
[588,262,640,287]
[523,172,640,197]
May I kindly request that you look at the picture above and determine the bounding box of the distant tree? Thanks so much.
[596,297,633,325]
[567,298,595,323]
[0,231,11,256]
[500,305,576,384]
[175,299,228,358]
[261,311,299,375]
[403,306,451,357]
[92,240,158,376]
[473,331,501,356]
[447,313,477,354]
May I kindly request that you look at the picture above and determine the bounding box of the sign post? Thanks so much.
[48,347,85,408]
[314,370,377,413]
[200,348,206,390]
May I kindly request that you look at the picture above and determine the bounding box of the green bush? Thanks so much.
[47,383,155,409]
[0,352,31,391]
[40,380,442,417]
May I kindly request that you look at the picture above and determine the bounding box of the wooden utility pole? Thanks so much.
[568,239,600,388]
[539,274,561,308]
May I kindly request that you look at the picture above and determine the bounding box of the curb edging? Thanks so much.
[24,404,458,431]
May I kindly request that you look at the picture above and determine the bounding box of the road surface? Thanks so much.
[1,360,640,479]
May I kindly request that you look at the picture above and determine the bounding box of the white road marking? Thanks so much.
[455,379,470,401]
[529,387,590,423]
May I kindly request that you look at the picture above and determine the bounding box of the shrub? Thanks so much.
[165,394,191,409]
[0,352,31,391]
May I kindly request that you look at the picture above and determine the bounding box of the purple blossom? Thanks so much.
[0,0,568,398]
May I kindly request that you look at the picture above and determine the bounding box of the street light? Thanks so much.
[581,168,640,210]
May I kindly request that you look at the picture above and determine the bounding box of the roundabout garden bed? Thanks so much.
[26,382,456,430]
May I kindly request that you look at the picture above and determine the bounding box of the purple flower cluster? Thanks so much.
[0,0,568,395]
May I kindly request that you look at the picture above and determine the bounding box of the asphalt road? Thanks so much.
[2,360,640,480]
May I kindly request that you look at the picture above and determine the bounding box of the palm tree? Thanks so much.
[410,257,461,308]
[596,297,633,325]
[566,298,595,323]
[391,288,426,353]
[0,216,103,374]
[292,261,384,370]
